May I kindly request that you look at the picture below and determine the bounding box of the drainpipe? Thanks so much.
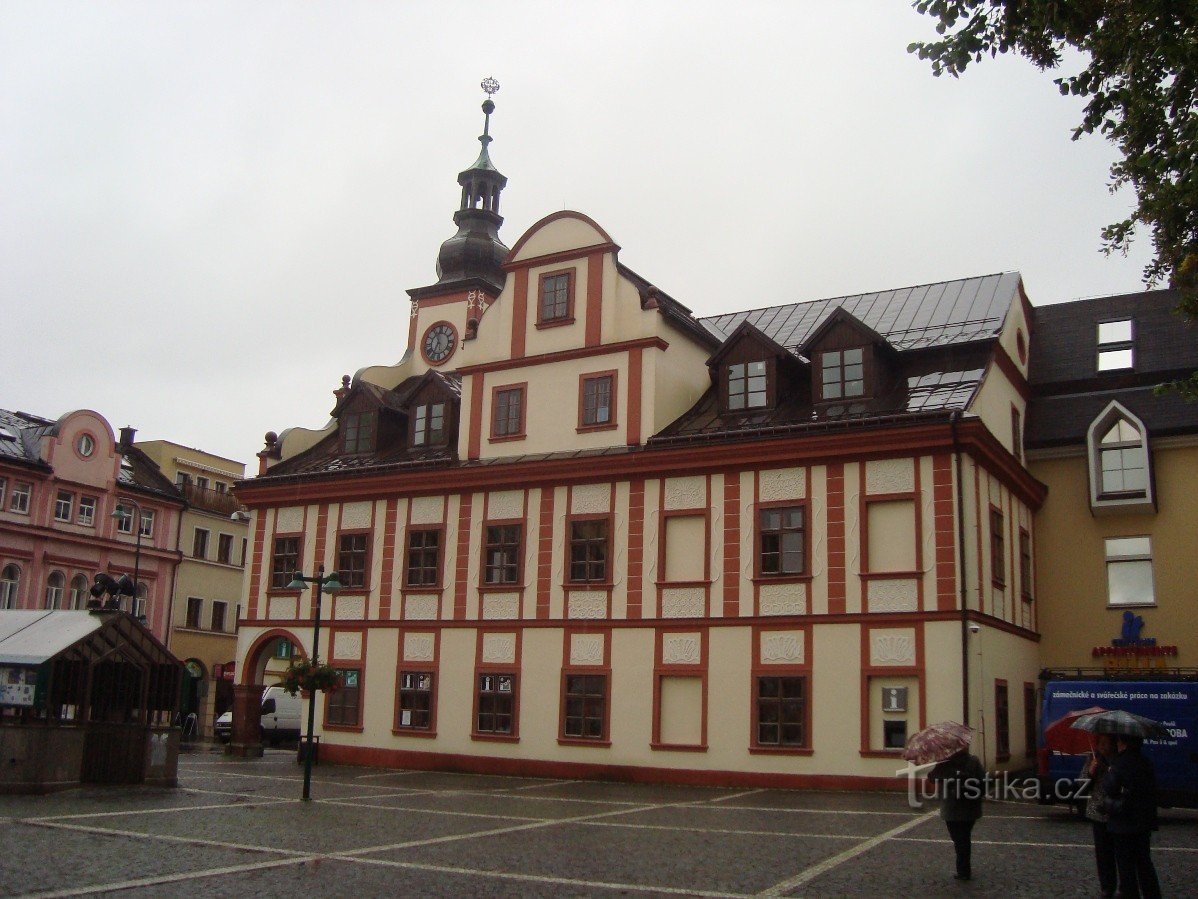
[165,498,185,651]
[952,411,970,724]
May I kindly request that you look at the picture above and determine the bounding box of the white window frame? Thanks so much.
[193,527,210,559]
[1105,537,1155,607]
[0,565,19,609]
[77,496,96,526]
[44,571,65,609]
[1086,401,1154,514]
[138,509,155,539]
[54,490,73,522]
[69,573,89,609]
[115,504,134,533]
[1097,318,1134,371]
[134,584,148,620]
[10,482,31,514]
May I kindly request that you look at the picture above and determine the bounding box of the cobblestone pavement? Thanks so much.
[1,748,1195,897]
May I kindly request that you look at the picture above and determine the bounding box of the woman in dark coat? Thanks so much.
[1102,735,1161,899]
[929,749,986,880]
[1082,734,1118,898]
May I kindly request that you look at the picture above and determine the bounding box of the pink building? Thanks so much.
[0,409,183,643]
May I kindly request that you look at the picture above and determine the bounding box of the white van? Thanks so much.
[259,685,302,745]
[214,685,302,745]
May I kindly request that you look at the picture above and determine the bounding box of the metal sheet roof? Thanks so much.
[701,272,1020,353]
[0,611,104,666]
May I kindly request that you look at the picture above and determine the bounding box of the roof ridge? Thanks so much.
[698,272,1015,323]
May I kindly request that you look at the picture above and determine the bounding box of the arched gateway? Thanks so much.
[229,628,306,757]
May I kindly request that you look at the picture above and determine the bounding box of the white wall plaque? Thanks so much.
[275,506,303,532]
[333,631,363,661]
[334,595,365,620]
[571,484,609,514]
[570,633,604,666]
[340,501,371,529]
[761,631,805,664]
[403,632,435,662]
[403,594,438,620]
[481,632,517,664]
[870,628,917,666]
[268,596,297,620]
[567,592,606,619]
[866,579,919,613]
[758,583,806,616]
[660,587,705,618]
[482,593,519,620]
[664,476,705,510]
[487,490,523,520]
[865,458,915,495]
[409,496,444,525]
[662,633,701,664]
[759,468,806,502]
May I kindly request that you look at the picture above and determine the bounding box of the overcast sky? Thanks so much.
[1,2,1154,465]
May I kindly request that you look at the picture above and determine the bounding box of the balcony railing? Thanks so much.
[181,482,245,517]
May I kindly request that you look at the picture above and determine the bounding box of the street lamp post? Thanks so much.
[286,564,341,801]
[112,500,144,617]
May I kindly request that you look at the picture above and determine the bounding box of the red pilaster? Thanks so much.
[378,498,399,619]
[454,494,473,620]
[246,512,267,620]
[932,453,957,610]
[722,475,740,617]
[826,464,846,614]
[537,489,554,619]
[626,479,645,619]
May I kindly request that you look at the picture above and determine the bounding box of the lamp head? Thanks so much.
[286,571,308,590]
[114,574,135,597]
[322,571,343,592]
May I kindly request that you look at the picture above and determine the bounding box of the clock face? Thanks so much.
[421,321,457,365]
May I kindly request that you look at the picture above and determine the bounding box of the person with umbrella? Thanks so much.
[905,722,986,881]
[1072,711,1165,899]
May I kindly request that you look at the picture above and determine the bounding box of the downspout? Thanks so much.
[952,411,970,724]
[165,500,185,652]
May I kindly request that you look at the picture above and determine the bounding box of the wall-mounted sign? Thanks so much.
[882,686,908,713]
[1092,612,1179,668]
[0,667,36,707]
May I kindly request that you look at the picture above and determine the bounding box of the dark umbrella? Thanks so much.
[902,721,973,765]
[1071,709,1169,740]
[1044,705,1107,755]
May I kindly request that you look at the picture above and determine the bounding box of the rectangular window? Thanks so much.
[214,482,226,494]
[271,536,300,590]
[217,533,233,565]
[663,514,706,582]
[756,675,807,747]
[54,491,73,522]
[820,348,864,400]
[476,673,516,735]
[343,411,375,454]
[563,674,607,740]
[186,597,203,629]
[405,529,441,587]
[210,600,227,632]
[175,472,190,487]
[568,519,608,583]
[1105,537,1155,606]
[412,402,446,447]
[758,506,805,576]
[327,668,361,727]
[193,528,209,560]
[397,671,433,729]
[241,537,247,567]
[989,508,1005,587]
[138,509,155,539]
[77,496,96,526]
[883,719,908,750]
[727,361,768,410]
[538,270,573,323]
[1097,319,1134,371]
[1019,529,1033,601]
[1024,683,1037,759]
[867,500,917,573]
[337,532,369,589]
[492,386,525,438]
[0,478,7,508]
[995,681,1010,760]
[580,374,614,427]
[11,482,31,513]
[484,524,521,585]
[115,504,133,533]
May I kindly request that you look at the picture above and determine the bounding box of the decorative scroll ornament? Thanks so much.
[480,76,500,96]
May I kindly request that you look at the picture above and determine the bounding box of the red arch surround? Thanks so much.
[505,210,616,262]
[241,628,308,685]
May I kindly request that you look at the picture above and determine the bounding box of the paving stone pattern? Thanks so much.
[0,748,1194,897]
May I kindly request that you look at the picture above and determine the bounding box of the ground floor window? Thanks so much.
[563,674,607,740]
[475,673,516,736]
[755,675,806,748]
[995,680,1010,760]
[1023,683,1037,759]
[397,670,434,730]
[326,668,361,727]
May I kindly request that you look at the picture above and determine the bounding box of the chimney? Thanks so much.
[119,426,137,449]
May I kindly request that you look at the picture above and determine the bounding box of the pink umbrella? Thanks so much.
[902,721,973,765]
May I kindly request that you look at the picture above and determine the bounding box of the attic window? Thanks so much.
[728,362,768,410]
[1097,319,1133,371]
[343,411,375,454]
[1086,401,1153,513]
[0,425,17,442]
[412,403,446,447]
[820,349,864,401]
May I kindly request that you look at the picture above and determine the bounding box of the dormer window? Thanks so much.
[1086,401,1153,513]
[1097,319,1133,371]
[412,402,446,447]
[728,361,767,410]
[343,411,375,454]
[819,349,864,401]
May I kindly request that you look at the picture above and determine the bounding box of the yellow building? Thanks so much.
[137,441,248,740]
[1027,290,1198,673]
[229,96,1046,785]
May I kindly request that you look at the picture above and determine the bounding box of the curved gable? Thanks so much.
[507,211,616,264]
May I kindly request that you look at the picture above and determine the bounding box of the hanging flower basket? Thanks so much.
[281,662,342,696]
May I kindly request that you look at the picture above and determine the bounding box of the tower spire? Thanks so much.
[427,77,510,294]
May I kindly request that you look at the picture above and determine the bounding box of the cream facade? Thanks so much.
[137,440,248,740]
[233,145,1046,782]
